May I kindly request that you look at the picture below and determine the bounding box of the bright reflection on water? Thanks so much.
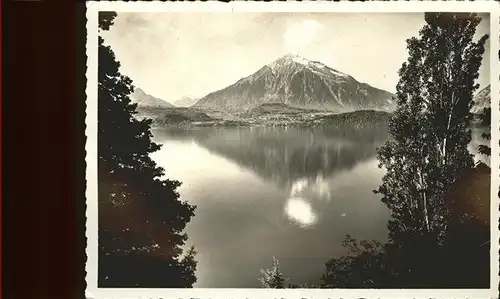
[284,176,334,228]
[285,197,317,228]
[150,126,489,288]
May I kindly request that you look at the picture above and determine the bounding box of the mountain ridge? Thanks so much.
[130,88,175,108]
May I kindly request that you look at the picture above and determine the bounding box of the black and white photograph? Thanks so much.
[85,2,499,298]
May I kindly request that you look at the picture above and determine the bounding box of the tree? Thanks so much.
[371,12,489,287]
[258,257,285,288]
[97,11,197,287]
[478,106,491,157]
[321,235,390,288]
[321,13,489,289]
[375,12,488,243]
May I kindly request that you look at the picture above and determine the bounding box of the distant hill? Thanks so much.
[173,96,198,107]
[142,107,215,126]
[471,85,490,115]
[243,103,320,117]
[130,88,174,108]
[307,110,391,129]
[193,53,395,113]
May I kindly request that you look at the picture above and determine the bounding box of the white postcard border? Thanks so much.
[85,1,500,299]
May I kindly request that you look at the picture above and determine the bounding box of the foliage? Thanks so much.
[480,41,500,157]
[97,11,197,287]
[321,235,389,288]
[321,158,490,288]
[375,12,488,242]
[478,107,491,157]
[319,12,490,289]
[258,257,286,288]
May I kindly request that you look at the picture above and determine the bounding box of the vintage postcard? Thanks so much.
[85,1,500,298]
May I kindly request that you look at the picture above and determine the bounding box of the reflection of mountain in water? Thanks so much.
[156,127,389,190]
[153,125,489,190]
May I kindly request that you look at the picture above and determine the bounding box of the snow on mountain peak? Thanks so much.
[267,53,348,78]
[284,52,310,65]
[268,53,310,69]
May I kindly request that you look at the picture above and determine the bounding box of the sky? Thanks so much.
[101,12,491,103]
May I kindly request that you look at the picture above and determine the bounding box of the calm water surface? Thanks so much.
[150,126,488,288]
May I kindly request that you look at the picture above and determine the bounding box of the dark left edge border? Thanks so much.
[2,0,86,299]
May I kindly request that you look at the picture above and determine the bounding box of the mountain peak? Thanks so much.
[278,52,311,65]
[267,53,312,71]
[174,96,199,107]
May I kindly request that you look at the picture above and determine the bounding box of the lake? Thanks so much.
[150,126,489,288]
